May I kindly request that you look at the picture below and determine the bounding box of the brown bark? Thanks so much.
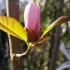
[48,0,64,70]
[6,0,22,70]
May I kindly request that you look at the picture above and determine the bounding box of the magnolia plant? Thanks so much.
[24,0,41,42]
[0,0,70,57]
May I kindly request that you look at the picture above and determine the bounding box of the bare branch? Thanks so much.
[53,16,70,26]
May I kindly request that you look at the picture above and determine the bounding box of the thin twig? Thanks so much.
[6,0,13,70]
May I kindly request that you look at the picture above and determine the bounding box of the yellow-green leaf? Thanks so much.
[41,17,61,38]
[41,16,70,38]
[41,22,56,38]
[0,16,27,43]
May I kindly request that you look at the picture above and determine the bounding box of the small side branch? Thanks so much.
[53,16,70,26]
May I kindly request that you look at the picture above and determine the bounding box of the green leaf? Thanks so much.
[41,22,56,38]
[0,16,28,43]
[41,16,70,38]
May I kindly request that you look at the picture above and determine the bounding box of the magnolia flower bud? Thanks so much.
[24,0,40,42]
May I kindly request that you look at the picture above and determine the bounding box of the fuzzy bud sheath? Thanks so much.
[24,0,40,42]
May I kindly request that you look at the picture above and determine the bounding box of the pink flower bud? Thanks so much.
[24,0,40,42]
